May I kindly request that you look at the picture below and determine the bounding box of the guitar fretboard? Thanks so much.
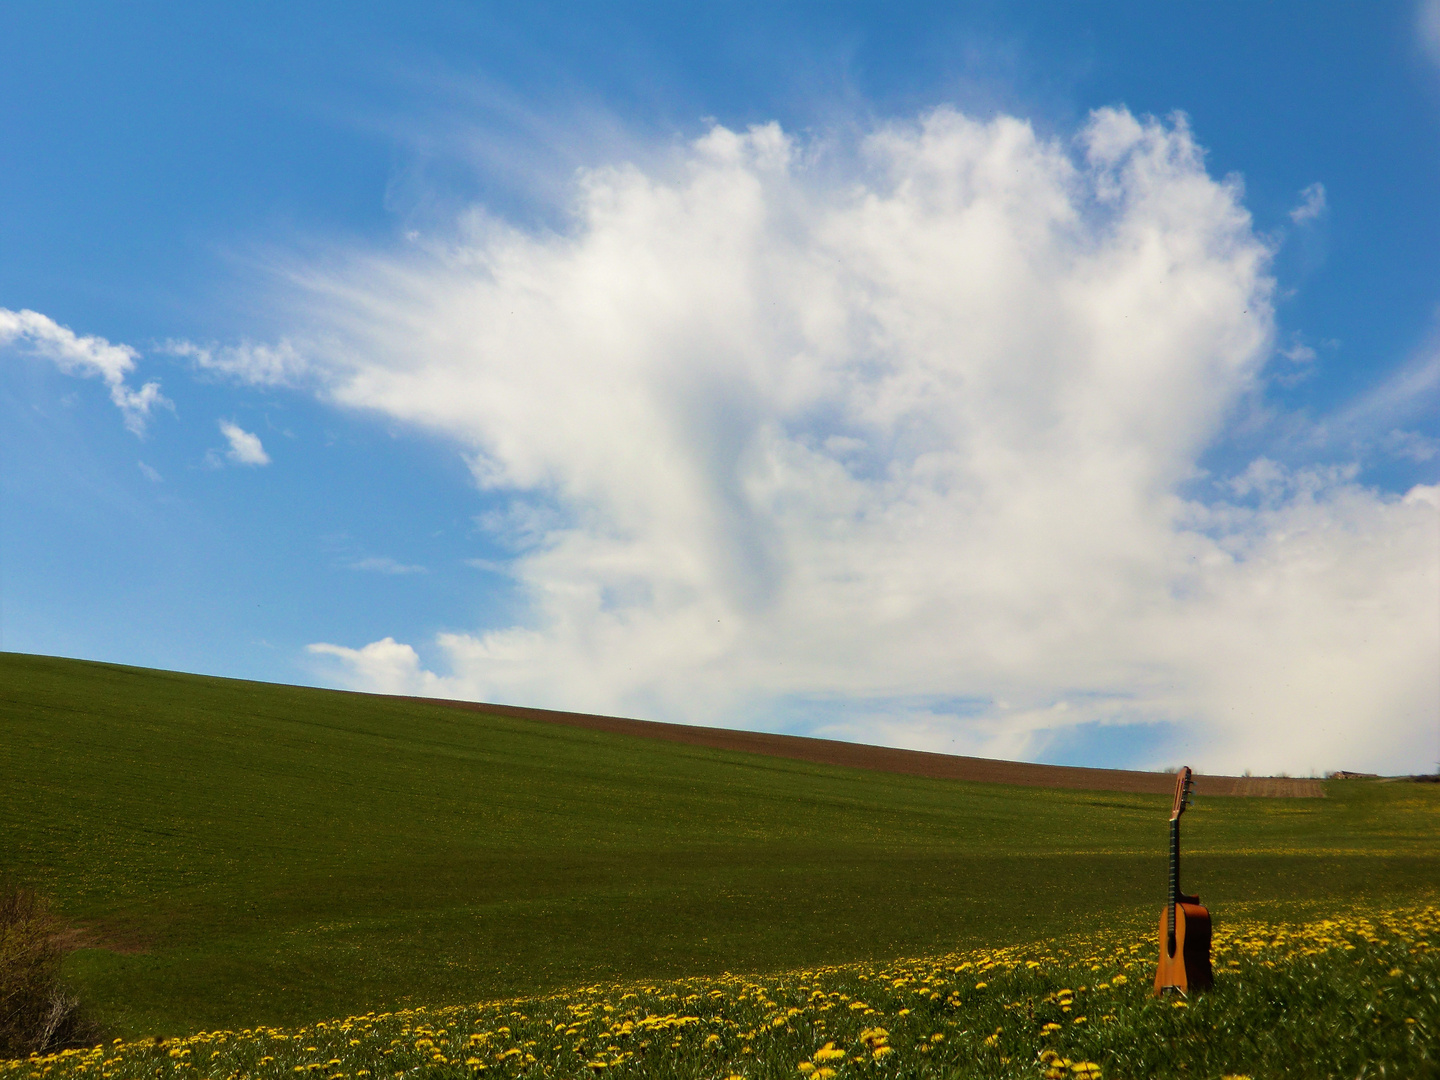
[1167,818,1179,955]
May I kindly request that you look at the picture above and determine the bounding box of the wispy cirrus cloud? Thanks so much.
[1294,339,1440,462]
[1289,181,1327,224]
[347,555,428,575]
[291,106,1435,776]
[1420,0,1440,67]
[0,307,169,433]
[165,338,309,387]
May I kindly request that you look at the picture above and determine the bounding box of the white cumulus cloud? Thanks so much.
[307,638,438,695]
[297,107,1438,776]
[0,307,169,433]
[217,420,271,466]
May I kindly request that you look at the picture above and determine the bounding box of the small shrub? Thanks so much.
[0,882,93,1056]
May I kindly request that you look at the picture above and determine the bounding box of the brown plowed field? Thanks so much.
[405,695,1325,798]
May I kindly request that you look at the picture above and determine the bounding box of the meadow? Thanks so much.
[2,652,1438,1047]
[10,905,1436,1079]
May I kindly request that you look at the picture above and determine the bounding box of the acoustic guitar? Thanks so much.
[1154,766,1213,996]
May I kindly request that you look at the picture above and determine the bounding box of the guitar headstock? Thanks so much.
[1170,766,1193,821]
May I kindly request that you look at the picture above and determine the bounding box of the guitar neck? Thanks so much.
[1167,818,1180,948]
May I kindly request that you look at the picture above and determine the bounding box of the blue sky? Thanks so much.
[3,2,1438,774]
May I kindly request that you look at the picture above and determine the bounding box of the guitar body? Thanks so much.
[1154,897,1213,995]
[1153,768,1213,996]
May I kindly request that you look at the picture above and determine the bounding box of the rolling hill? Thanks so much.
[2,651,1436,1038]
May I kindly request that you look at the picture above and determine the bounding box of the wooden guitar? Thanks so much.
[1154,766,1212,996]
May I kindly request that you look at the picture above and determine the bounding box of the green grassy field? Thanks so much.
[16,904,1438,1080]
[2,651,1437,1041]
